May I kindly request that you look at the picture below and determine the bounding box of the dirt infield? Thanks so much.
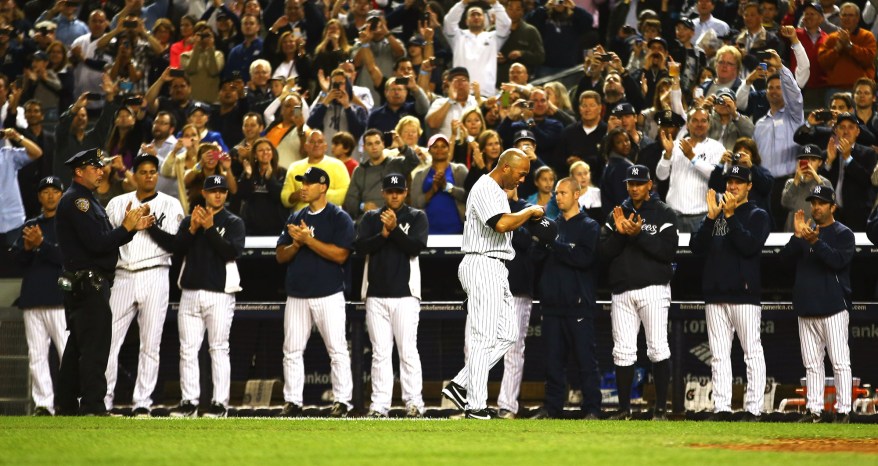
[693,439,878,454]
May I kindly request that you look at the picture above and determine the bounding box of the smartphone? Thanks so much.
[331,81,342,90]
[799,159,809,169]
[421,11,430,22]
[382,131,395,147]
[85,92,102,101]
[755,50,772,61]
[520,101,534,109]
[169,68,185,78]
[500,90,510,107]
[693,87,704,99]
[292,105,303,118]
[814,110,833,121]
[600,54,613,62]
[123,19,138,28]
[621,25,636,35]
[396,76,409,86]
[123,96,141,106]
[368,17,379,31]
[758,62,768,71]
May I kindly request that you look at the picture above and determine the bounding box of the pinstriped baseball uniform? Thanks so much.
[104,191,184,410]
[452,174,515,411]
[278,203,355,409]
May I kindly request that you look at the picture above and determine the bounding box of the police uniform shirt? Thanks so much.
[461,175,514,261]
[278,202,355,298]
[176,209,246,293]
[57,181,136,275]
[355,204,429,299]
[12,214,64,308]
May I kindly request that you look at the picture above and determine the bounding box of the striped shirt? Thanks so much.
[656,137,725,215]
[107,191,185,270]
[462,175,513,261]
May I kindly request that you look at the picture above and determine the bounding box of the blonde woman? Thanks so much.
[451,107,485,168]
[570,160,601,215]
[393,115,431,171]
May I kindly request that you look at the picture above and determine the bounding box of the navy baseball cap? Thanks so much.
[725,164,752,182]
[527,216,558,243]
[715,88,736,102]
[803,1,823,14]
[295,166,330,185]
[677,18,695,30]
[797,144,825,160]
[64,148,105,169]
[513,129,536,145]
[188,101,211,116]
[382,173,407,191]
[38,176,64,192]
[654,110,685,127]
[447,66,470,80]
[623,165,650,183]
[132,154,160,172]
[806,185,836,204]
[834,112,858,127]
[203,174,229,190]
[610,103,636,117]
[408,35,427,46]
[647,37,668,51]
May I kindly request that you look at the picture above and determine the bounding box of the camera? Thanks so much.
[332,81,342,90]
[85,92,102,101]
[814,110,833,121]
[198,32,211,39]
[169,68,185,78]
[732,152,742,162]
[383,131,395,147]
[599,54,613,62]
[123,19,138,28]
[621,25,636,35]
[517,101,534,109]
[396,76,409,86]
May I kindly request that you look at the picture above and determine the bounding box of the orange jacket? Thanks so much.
[817,28,877,87]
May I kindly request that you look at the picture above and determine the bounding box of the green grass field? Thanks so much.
[1,417,875,465]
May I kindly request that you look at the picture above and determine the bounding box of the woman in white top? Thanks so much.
[570,160,601,216]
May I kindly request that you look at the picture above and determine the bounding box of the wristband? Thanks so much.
[444,182,454,193]
[419,70,429,76]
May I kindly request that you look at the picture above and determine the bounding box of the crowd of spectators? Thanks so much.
[5,0,878,249]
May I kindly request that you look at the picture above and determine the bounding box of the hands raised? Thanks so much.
[612,206,642,236]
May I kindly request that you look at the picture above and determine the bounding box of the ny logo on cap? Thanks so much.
[48,176,55,183]
[814,186,821,194]
[631,167,639,175]
[391,176,399,184]
[540,218,550,227]
[213,176,221,184]
[732,166,740,173]
[804,146,813,154]
[615,104,624,112]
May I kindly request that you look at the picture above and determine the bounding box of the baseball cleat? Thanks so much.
[329,402,349,418]
[608,409,632,421]
[652,409,668,421]
[131,407,151,418]
[529,408,553,420]
[169,401,198,418]
[279,402,302,418]
[583,412,601,421]
[405,405,423,418]
[202,402,227,418]
[464,408,498,420]
[32,407,52,417]
[738,412,760,422]
[441,382,467,411]
[834,413,850,424]
[706,411,732,422]
[367,410,388,419]
[797,411,823,423]
[497,409,516,419]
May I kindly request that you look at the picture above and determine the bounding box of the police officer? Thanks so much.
[55,149,154,416]
[600,165,678,421]
[355,173,429,418]
[12,176,67,416]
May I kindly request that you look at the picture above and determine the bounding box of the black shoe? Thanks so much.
[738,411,761,422]
[706,411,732,422]
[329,402,348,418]
[652,409,667,421]
[279,402,302,418]
[202,402,227,418]
[169,401,198,418]
[834,412,850,424]
[608,409,631,421]
[465,408,498,420]
[405,405,423,418]
[131,407,151,418]
[108,407,127,417]
[441,382,467,411]
[32,407,52,416]
[529,408,553,420]
[583,412,601,421]
[497,409,516,419]
[798,411,823,423]
[367,410,388,419]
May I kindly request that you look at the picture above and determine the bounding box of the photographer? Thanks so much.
[795,93,877,148]
[630,38,669,107]
[526,0,594,77]
[180,24,225,104]
[497,88,564,165]
[183,142,238,210]
[707,137,774,220]
[703,88,755,150]
[780,144,831,232]
[307,69,368,146]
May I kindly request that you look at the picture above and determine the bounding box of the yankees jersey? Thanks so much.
[781,221,855,317]
[106,191,184,270]
[600,196,678,293]
[461,175,513,261]
[175,209,246,293]
[689,202,770,305]
[277,202,355,298]
[355,204,428,299]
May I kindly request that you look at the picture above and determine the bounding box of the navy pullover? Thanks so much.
[534,210,600,317]
[781,221,855,317]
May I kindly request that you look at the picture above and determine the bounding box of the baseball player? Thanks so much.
[530,177,602,420]
[355,174,429,418]
[169,174,245,418]
[441,149,544,420]
[496,193,538,419]
[276,167,355,418]
[56,149,153,416]
[599,165,678,421]
[782,186,854,424]
[104,154,184,417]
[12,177,68,416]
[690,165,770,422]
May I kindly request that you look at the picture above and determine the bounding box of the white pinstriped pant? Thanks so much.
[705,303,765,414]
[798,311,852,414]
[178,289,235,406]
[282,292,352,407]
[452,254,516,411]
[105,267,169,410]
[365,296,423,414]
[497,296,532,413]
[23,307,67,412]
[611,285,671,367]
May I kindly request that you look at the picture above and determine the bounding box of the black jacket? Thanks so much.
[12,214,64,308]
[355,204,428,299]
[600,196,678,294]
[781,221,855,317]
[689,202,771,304]
[507,199,536,297]
[534,210,600,316]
